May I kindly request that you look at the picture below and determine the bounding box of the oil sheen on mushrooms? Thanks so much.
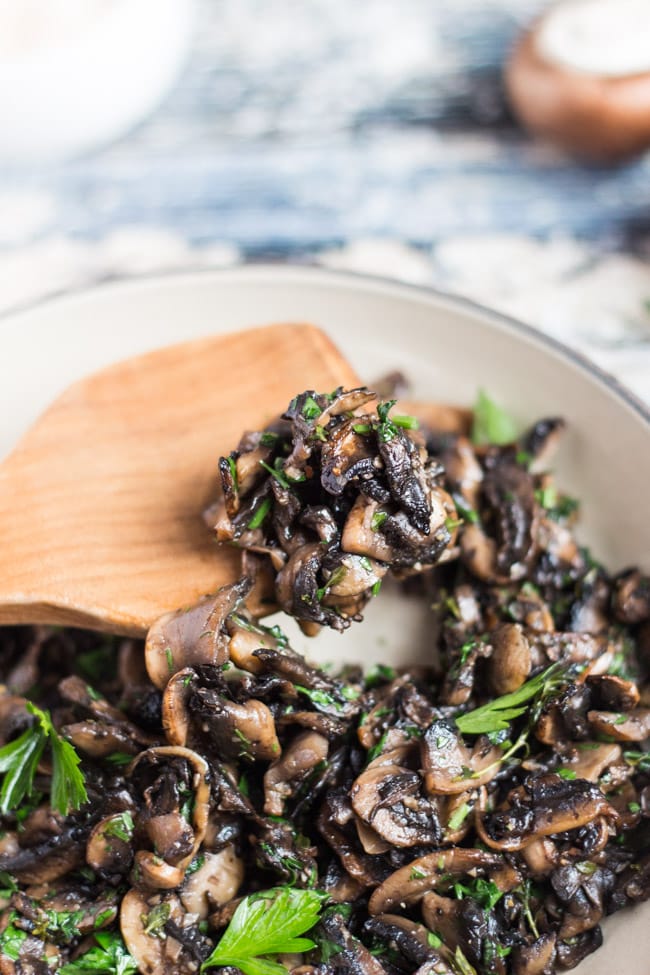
[0,388,648,975]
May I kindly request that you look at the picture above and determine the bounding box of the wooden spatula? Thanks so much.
[0,324,361,636]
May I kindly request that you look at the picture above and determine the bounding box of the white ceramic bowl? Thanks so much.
[0,0,195,162]
[1,265,648,972]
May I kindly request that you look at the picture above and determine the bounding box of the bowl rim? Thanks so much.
[2,261,648,425]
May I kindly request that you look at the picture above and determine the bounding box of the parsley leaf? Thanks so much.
[455,664,563,735]
[201,887,326,974]
[471,390,518,446]
[0,703,87,816]
[59,931,138,975]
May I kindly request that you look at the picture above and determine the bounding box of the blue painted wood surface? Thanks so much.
[2,0,649,255]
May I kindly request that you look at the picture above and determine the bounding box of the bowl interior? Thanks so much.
[1,266,648,972]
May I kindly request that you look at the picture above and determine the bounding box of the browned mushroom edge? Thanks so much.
[0,391,648,974]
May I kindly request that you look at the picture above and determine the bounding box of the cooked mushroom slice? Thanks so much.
[162,669,196,746]
[534,630,607,668]
[62,719,142,758]
[130,746,210,874]
[587,708,650,742]
[193,692,280,762]
[320,417,378,496]
[511,932,557,975]
[120,889,199,974]
[570,743,622,783]
[460,522,501,583]
[341,495,395,563]
[554,926,603,970]
[319,554,386,606]
[180,845,244,919]
[419,891,466,957]
[368,848,505,915]
[146,812,195,865]
[275,542,349,631]
[145,577,252,688]
[442,436,483,510]
[134,851,185,890]
[319,909,388,975]
[521,417,565,467]
[489,623,531,695]
[264,731,328,816]
[521,837,558,877]
[612,569,650,624]
[317,791,387,889]
[481,453,538,578]
[86,811,135,875]
[587,674,640,712]
[0,828,85,884]
[476,774,618,852]
[355,818,390,855]
[12,886,120,939]
[351,746,441,848]
[377,422,431,534]
[364,915,439,968]
[551,862,613,939]
[379,487,455,569]
[421,721,501,796]
[226,614,291,674]
[0,692,39,748]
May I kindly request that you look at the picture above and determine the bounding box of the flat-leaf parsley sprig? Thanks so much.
[455,663,565,736]
[0,702,87,816]
[454,664,568,777]
[201,887,326,975]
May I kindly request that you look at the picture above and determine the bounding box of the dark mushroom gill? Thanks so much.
[0,387,648,975]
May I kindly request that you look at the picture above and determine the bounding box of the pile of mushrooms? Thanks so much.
[0,389,648,975]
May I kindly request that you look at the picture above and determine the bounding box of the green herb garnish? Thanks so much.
[103,811,134,844]
[447,802,471,831]
[59,931,138,975]
[201,887,325,975]
[247,498,272,530]
[455,664,562,735]
[0,703,87,816]
[370,511,388,531]
[471,390,518,446]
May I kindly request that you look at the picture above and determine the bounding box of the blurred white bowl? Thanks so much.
[0,0,195,163]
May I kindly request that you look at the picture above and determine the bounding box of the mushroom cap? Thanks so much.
[506,17,650,162]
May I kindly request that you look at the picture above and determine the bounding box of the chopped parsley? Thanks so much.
[471,390,518,446]
[59,931,138,975]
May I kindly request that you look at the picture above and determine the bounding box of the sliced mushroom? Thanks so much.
[180,846,244,919]
[368,847,506,915]
[319,910,388,975]
[264,731,329,816]
[130,746,210,877]
[476,774,618,852]
[86,811,135,875]
[612,569,650,624]
[193,691,280,762]
[511,932,556,975]
[489,623,531,695]
[364,915,440,968]
[120,890,197,975]
[587,708,650,742]
[351,746,441,848]
[421,721,501,796]
[145,577,252,688]
[570,743,622,783]
[0,829,85,884]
